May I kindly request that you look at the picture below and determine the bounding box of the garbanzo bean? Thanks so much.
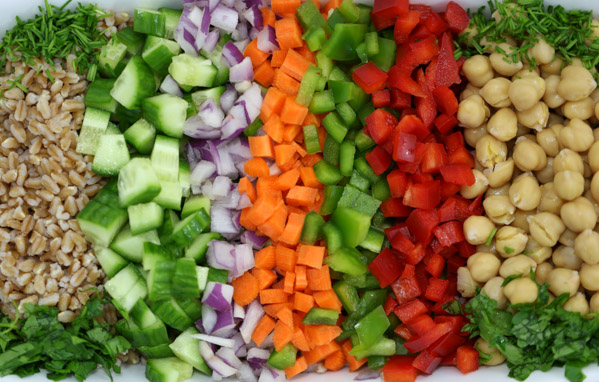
[563,292,589,315]
[464,124,488,147]
[485,158,515,188]
[558,228,577,247]
[557,65,597,101]
[457,267,481,298]
[541,57,564,77]
[528,212,566,247]
[553,171,585,201]
[580,263,599,291]
[560,196,598,233]
[513,139,547,172]
[458,95,490,129]
[460,169,489,199]
[558,118,594,152]
[525,237,552,264]
[480,77,512,108]
[504,277,538,304]
[543,75,566,109]
[588,141,599,173]
[562,97,595,120]
[574,229,599,264]
[535,262,554,284]
[484,195,516,225]
[537,129,561,157]
[509,77,544,111]
[538,183,565,214]
[553,148,584,175]
[511,209,535,233]
[476,338,506,366]
[534,158,554,184]
[547,268,580,296]
[517,101,549,131]
[495,226,528,257]
[463,55,495,88]
[590,292,599,313]
[591,172,599,203]
[464,216,496,246]
[529,37,555,65]
[467,252,501,283]
[486,184,511,197]
[552,245,583,270]
[490,46,523,77]
[477,241,497,256]
[509,173,542,211]
[487,108,518,141]
[483,277,508,309]
[499,255,537,278]
[460,83,481,101]
[476,135,508,168]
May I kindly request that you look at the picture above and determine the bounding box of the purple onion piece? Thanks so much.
[211,206,240,235]
[209,0,221,12]
[202,282,234,312]
[220,115,248,140]
[240,300,265,344]
[216,347,243,370]
[240,230,268,250]
[204,29,220,53]
[257,25,279,54]
[211,4,239,33]
[199,98,225,127]
[184,115,221,139]
[190,160,217,187]
[234,38,250,53]
[220,86,238,113]
[192,333,235,348]
[199,342,238,377]
[236,362,258,382]
[229,57,254,83]
[232,243,254,279]
[207,240,236,270]
[201,304,217,333]
[355,368,381,380]
[222,41,245,67]
[243,6,263,31]
[159,75,183,97]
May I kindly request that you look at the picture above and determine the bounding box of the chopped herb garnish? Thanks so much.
[486,227,498,247]
[504,246,515,255]
[501,273,524,286]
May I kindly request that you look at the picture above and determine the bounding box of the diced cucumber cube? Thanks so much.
[153,181,183,211]
[146,357,193,382]
[169,328,211,375]
[134,8,166,37]
[110,224,160,263]
[104,264,144,301]
[181,195,210,219]
[128,202,164,235]
[159,8,182,40]
[191,86,225,109]
[77,200,128,248]
[151,298,192,331]
[98,38,128,78]
[118,158,162,207]
[151,135,180,182]
[168,53,217,88]
[111,56,156,110]
[142,36,181,76]
[92,134,130,177]
[124,119,156,155]
[170,210,211,248]
[76,107,111,155]
[95,247,128,278]
[84,78,118,113]
[115,27,146,55]
[142,94,188,139]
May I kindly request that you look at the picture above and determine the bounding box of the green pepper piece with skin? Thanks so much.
[325,247,368,276]
[343,289,387,330]
[329,81,355,104]
[314,160,344,185]
[322,221,344,254]
[339,140,356,177]
[319,185,344,215]
[296,0,330,34]
[323,112,348,143]
[300,211,325,245]
[350,336,396,360]
[267,343,297,370]
[331,207,371,248]
[309,90,336,114]
[333,280,360,314]
[323,23,368,61]
[302,307,339,325]
[297,65,323,107]
[355,305,390,349]
[370,37,397,72]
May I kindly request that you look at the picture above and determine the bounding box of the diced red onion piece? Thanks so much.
[233,243,254,279]
[258,332,274,349]
[201,304,217,334]
[226,137,252,161]
[235,80,253,93]
[240,300,264,344]
[187,6,204,29]
[247,348,270,372]
[213,188,241,209]
[230,57,254,83]
[237,362,258,382]
[234,39,250,54]
[216,347,243,370]
[231,102,251,126]
[236,83,263,122]
[186,143,201,169]
[212,306,237,337]
[209,0,221,12]
[269,163,281,176]
[201,180,214,199]
[199,99,225,127]
[237,192,252,210]
[192,333,235,348]
[175,24,199,55]
[233,22,249,41]
[159,75,183,97]
[184,115,221,139]
[221,86,238,113]
[202,282,234,311]
[231,333,247,357]
[207,240,236,270]
[258,367,284,382]
[204,29,220,53]
[191,160,217,187]
[221,115,248,140]
[240,231,268,250]
[250,27,260,40]
[222,41,245,67]
[257,25,279,54]
[199,342,238,377]
[211,5,239,33]
[221,0,235,7]
[233,302,245,320]
[355,369,381,380]
[211,206,240,234]
[212,176,233,200]
[243,6,263,30]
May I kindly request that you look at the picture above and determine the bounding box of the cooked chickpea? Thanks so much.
[541,57,564,77]
[513,139,547,172]
[535,262,554,284]
[557,65,597,101]
[574,229,599,265]
[463,55,494,88]
[591,172,599,203]
[560,196,598,233]
[595,102,599,121]
[499,255,537,278]
[486,108,518,142]
[477,241,497,256]
[547,268,580,296]
[476,135,507,168]
[486,184,511,197]
[553,149,584,175]
[459,169,489,199]
[504,277,539,304]
[525,237,552,264]
[480,78,512,108]
[495,226,528,257]
[460,83,480,101]
[464,124,488,147]
[536,128,560,157]
[543,75,566,109]
[475,338,506,366]
[458,95,490,129]
[463,216,496,246]
[509,78,544,111]
[517,102,549,131]
[484,195,516,225]
[534,159,554,184]
[509,173,542,211]
[590,292,599,313]
[511,209,535,233]
[580,264,599,291]
[538,183,564,214]
[562,97,595,120]
[528,37,555,65]
[553,171,585,201]
[485,158,515,188]
[457,267,481,298]
[563,292,589,315]
[558,228,577,247]
[483,277,508,309]
[528,212,566,247]
[552,246,583,270]
[558,119,594,152]
[588,142,599,173]
[467,252,501,283]
[490,47,523,77]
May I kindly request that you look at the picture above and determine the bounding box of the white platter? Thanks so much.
[2,0,599,381]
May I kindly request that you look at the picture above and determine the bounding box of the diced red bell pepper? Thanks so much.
[411,171,434,184]
[425,277,449,302]
[421,10,449,36]
[369,248,405,288]
[384,295,399,315]
[440,164,475,186]
[404,180,441,211]
[415,70,437,128]
[402,242,426,265]
[435,315,466,334]
[394,324,414,341]
[447,255,466,274]
[440,181,462,201]
[404,322,453,353]
[365,108,398,145]
[394,10,421,44]
[386,223,413,242]
[381,198,412,218]
[382,355,418,382]
[372,89,391,108]
[457,240,477,258]
[410,3,432,12]
[396,114,430,141]
[435,33,461,87]
[394,299,428,323]
[390,231,416,254]
[430,333,466,357]
[407,37,439,67]
[388,66,426,97]
[401,263,416,278]
[433,221,466,247]
[410,24,435,41]
[353,62,388,94]
[366,146,392,175]
[391,273,421,305]
[413,349,442,374]
[448,146,475,168]
[434,113,458,134]
[444,1,470,33]
[456,345,479,374]
[441,354,458,366]
[425,253,445,278]
[444,131,465,153]
[437,196,457,222]
[387,170,409,198]
[393,132,418,163]
[433,86,458,116]
[406,208,440,245]
[407,314,435,337]
[468,194,484,215]
[390,89,412,109]
[373,0,409,17]
[420,143,447,173]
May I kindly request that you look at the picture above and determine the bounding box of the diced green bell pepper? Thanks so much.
[314,160,344,185]
[358,228,385,253]
[297,65,323,107]
[333,280,360,314]
[328,81,355,104]
[354,130,376,152]
[331,207,371,248]
[355,156,381,183]
[356,42,368,63]
[302,307,340,325]
[338,0,360,23]
[309,90,336,114]
[325,247,368,276]
[339,140,356,177]
[320,185,344,216]
[323,23,368,61]
[300,211,325,245]
[296,0,329,33]
[368,356,388,370]
[355,306,390,349]
[372,179,391,201]
[327,10,346,31]
[350,336,396,360]
[336,102,358,128]
[343,272,380,290]
[303,27,328,52]
[322,112,348,143]
[303,124,321,155]
[315,51,334,78]
[342,289,387,331]
[328,66,351,82]
[268,343,297,370]
[348,170,371,192]
[365,32,380,57]
[322,222,343,254]
[370,37,397,72]
[323,134,340,166]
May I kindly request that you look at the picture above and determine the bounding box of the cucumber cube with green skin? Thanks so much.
[104,264,144,301]
[76,107,111,155]
[153,181,183,211]
[134,8,166,37]
[170,209,211,248]
[138,343,174,359]
[95,247,128,278]
[175,298,203,321]
[151,135,180,182]
[128,202,164,235]
[145,357,193,382]
[115,279,148,314]
[181,195,211,219]
[151,298,192,331]
[158,210,179,244]
[115,27,146,55]
[159,8,182,40]
[142,36,181,76]
[118,158,162,207]
[147,260,176,301]
[98,38,129,78]
[169,53,217,88]
[84,78,118,113]
[172,258,200,298]
[179,161,191,198]
[191,86,226,109]
[124,119,156,155]
[111,56,156,110]
[77,200,128,248]
[169,328,211,374]
[143,242,173,271]
[142,94,188,139]
[110,224,160,263]
[92,134,130,177]
[185,232,222,263]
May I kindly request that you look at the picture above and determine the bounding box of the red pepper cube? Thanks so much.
[424,277,449,302]
[435,315,466,335]
[372,89,391,108]
[420,143,448,174]
[366,146,392,175]
[382,356,418,382]
[404,322,453,353]
[410,24,435,41]
[407,37,439,67]
[457,345,480,374]
[391,274,421,305]
[415,70,437,129]
[444,1,470,33]
[390,231,416,254]
[352,62,388,94]
[404,180,441,211]
[394,10,421,44]
[425,253,445,278]
[444,131,465,153]
[368,248,404,288]
[388,66,426,97]
[373,0,409,18]
[440,164,475,186]
[437,197,457,222]
[447,255,466,274]
[387,170,409,198]
[406,208,440,245]
[384,295,399,315]
[396,114,430,141]
[448,146,475,168]
[393,132,418,163]
[433,221,466,248]
[421,10,449,36]
[434,113,458,134]
[386,222,413,241]
[433,86,458,116]
[441,354,458,366]
[429,333,466,357]
[440,181,462,201]
[394,324,414,341]
[365,108,398,145]
[457,241,477,258]
[402,242,426,265]
[390,89,412,109]
[394,299,428,323]
[412,349,442,374]
[435,33,461,88]
[410,171,434,184]
[407,314,435,337]
[381,198,412,218]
